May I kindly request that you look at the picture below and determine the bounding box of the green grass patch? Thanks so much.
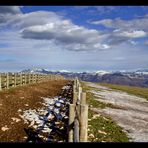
[100,83,148,101]
[87,92,120,109]
[88,110,129,142]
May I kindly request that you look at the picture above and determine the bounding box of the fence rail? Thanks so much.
[68,77,88,142]
[0,72,65,91]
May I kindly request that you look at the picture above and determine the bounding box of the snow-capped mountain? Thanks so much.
[21,68,48,74]
[21,68,148,87]
[57,70,70,73]
[95,70,111,75]
[135,69,148,75]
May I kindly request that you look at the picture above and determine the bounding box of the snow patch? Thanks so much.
[95,70,111,75]
[18,109,22,112]
[1,125,9,131]
[19,97,67,131]
[62,86,71,90]
[11,117,21,123]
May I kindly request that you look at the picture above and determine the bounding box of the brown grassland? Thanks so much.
[0,80,68,142]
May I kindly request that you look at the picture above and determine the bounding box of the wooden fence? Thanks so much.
[68,77,88,142]
[0,72,65,91]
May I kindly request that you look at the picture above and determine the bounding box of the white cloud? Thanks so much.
[90,16,148,31]
[91,19,114,26]
[15,11,110,51]
[119,30,147,38]
[0,6,21,25]
[129,40,138,45]
[90,16,148,45]
[0,6,148,72]
[21,22,99,43]
[74,6,119,15]
[0,6,21,14]
[94,43,110,49]
[0,8,111,51]
[0,7,112,54]
[4,6,147,51]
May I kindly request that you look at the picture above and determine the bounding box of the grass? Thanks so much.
[100,83,148,101]
[0,80,69,142]
[87,92,121,109]
[88,110,129,142]
[81,81,129,142]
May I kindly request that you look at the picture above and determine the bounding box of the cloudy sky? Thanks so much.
[0,6,148,72]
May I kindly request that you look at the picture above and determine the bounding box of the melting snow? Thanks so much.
[11,117,21,123]
[18,109,22,113]
[1,125,9,131]
[62,86,71,90]
[19,84,71,142]
[19,97,63,134]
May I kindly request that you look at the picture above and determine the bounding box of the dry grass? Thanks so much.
[0,80,69,142]
[100,83,148,101]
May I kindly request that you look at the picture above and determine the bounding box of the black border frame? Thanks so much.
[0,0,147,6]
[0,0,148,147]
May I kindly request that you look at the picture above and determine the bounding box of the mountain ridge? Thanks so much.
[21,68,148,87]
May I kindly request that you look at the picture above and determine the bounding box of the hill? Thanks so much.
[22,69,148,87]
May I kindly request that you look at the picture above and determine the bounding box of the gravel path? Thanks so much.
[85,82,148,142]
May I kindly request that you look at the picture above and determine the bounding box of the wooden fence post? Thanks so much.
[38,74,41,83]
[36,74,38,83]
[35,74,38,83]
[71,78,88,142]
[34,74,35,83]
[73,92,78,105]
[28,73,31,84]
[22,74,24,85]
[6,73,9,89]
[80,92,86,105]
[0,73,64,91]
[20,73,22,86]
[14,73,16,87]
[74,118,79,142]
[24,74,26,85]
[68,104,75,142]
[0,73,1,91]
[78,87,82,101]
[11,73,13,87]
[40,75,42,82]
[73,84,76,93]
[80,104,88,142]
[32,74,34,83]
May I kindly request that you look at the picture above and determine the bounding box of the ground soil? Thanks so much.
[0,80,68,142]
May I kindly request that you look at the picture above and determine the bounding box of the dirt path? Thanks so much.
[85,82,148,142]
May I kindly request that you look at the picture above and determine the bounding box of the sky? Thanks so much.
[0,6,148,72]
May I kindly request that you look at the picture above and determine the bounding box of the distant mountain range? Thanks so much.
[21,69,148,87]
